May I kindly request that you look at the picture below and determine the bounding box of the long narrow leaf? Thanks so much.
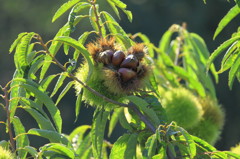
[228,53,240,89]
[51,72,68,97]
[54,36,94,80]
[9,32,28,53]
[91,110,109,159]
[214,5,240,39]
[14,78,62,132]
[56,81,74,105]
[28,129,69,145]
[52,0,82,22]
[22,106,56,131]
[12,116,29,159]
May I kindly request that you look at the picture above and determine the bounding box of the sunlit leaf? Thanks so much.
[108,108,122,137]
[40,143,75,158]
[54,36,94,80]
[22,146,38,158]
[56,81,74,105]
[143,134,157,158]
[15,78,62,132]
[110,133,138,159]
[9,32,28,54]
[52,0,82,22]
[12,116,29,159]
[40,24,69,80]
[75,89,83,121]
[14,32,35,72]
[28,129,69,145]
[69,125,91,143]
[214,5,240,39]
[178,127,196,158]
[22,106,55,131]
[51,72,68,97]
[228,53,240,89]
[91,110,109,159]
[124,95,160,127]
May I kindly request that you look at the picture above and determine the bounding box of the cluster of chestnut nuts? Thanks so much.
[96,49,145,82]
[86,38,148,94]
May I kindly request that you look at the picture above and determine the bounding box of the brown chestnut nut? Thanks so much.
[98,50,114,64]
[118,68,137,82]
[120,54,138,69]
[112,50,125,66]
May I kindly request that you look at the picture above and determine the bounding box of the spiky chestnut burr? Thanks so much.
[187,96,225,145]
[161,87,203,128]
[74,38,150,109]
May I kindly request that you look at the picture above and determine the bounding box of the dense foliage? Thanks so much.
[0,0,240,158]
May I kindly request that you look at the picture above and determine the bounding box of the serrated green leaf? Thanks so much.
[20,97,48,119]
[54,36,94,80]
[123,10,132,22]
[124,95,160,127]
[22,146,38,158]
[108,108,122,137]
[52,0,82,22]
[110,134,130,159]
[56,81,74,105]
[118,108,133,131]
[144,134,157,158]
[9,32,28,53]
[178,127,196,158]
[191,135,216,152]
[190,33,219,83]
[111,0,127,9]
[159,29,175,53]
[75,89,83,122]
[40,24,69,80]
[73,31,95,61]
[22,106,55,131]
[224,151,240,158]
[106,0,120,19]
[28,129,69,145]
[110,133,138,159]
[76,133,92,157]
[219,50,239,74]
[14,32,35,72]
[69,125,91,143]
[9,70,23,119]
[218,41,238,73]
[124,133,138,158]
[170,65,206,96]
[114,33,133,49]
[40,74,58,92]
[228,53,240,89]
[15,78,62,132]
[28,55,45,80]
[214,5,240,39]
[51,72,68,97]
[12,116,29,159]
[40,143,75,158]
[91,110,109,159]
[208,36,240,73]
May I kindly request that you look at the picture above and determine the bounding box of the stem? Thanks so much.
[2,86,15,152]
[36,35,156,133]
[90,0,103,38]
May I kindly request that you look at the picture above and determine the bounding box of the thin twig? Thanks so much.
[2,86,15,152]
[90,0,103,38]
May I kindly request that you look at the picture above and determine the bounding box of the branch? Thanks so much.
[90,0,103,38]
[36,35,156,133]
[2,86,15,152]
